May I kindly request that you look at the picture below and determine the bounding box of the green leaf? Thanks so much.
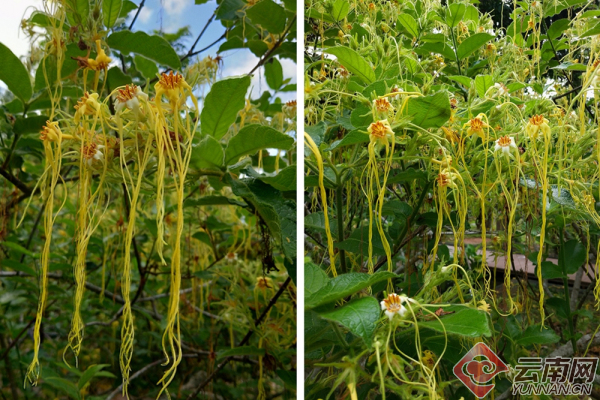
[447,75,472,88]
[325,130,369,151]
[306,8,335,23]
[445,3,466,28]
[547,19,570,40]
[190,135,224,170]
[265,58,283,90]
[331,0,350,22]
[515,325,560,346]
[30,11,70,30]
[227,176,296,266]
[475,74,494,98]
[419,306,492,338]
[14,116,48,135]
[242,165,297,191]
[559,239,586,275]
[44,377,81,400]
[544,0,587,17]
[66,0,90,25]
[405,92,450,129]
[103,0,122,28]
[2,241,36,258]
[335,226,392,256]
[539,261,563,280]
[1,259,36,276]
[456,33,494,60]
[325,47,376,84]
[398,14,419,38]
[133,55,159,80]
[551,62,587,71]
[0,42,32,102]
[106,66,132,89]
[217,0,246,20]
[201,76,251,140]
[246,0,287,34]
[319,297,380,345]
[224,125,294,165]
[305,262,329,298]
[78,364,110,390]
[306,271,396,309]
[185,196,245,207]
[106,30,182,70]
[119,0,138,18]
[217,345,265,359]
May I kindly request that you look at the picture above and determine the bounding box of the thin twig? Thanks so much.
[128,0,146,30]
[0,167,32,195]
[248,16,297,76]
[186,276,292,399]
[181,13,216,63]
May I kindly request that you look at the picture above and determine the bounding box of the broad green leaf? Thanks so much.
[447,75,472,88]
[305,212,337,238]
[475,75,494,98]
[0,42,32,102]
[331,0,350,22]
[456,33,494,60]
[106,30,181,70]
[119,0,138,18]
[30,11,70,30]
[78,364,110,390]
[14,116,48,135]
[133,55,159,80]
[418,42,455,60]
[336,226,392,256]
[1,259,36,276]
[350,105,372,128]
[217,0,246,20]
[66,0,90,25]
[306,271,397,309]
[552,62,587,71]
[405,92,450,129]
[325,47,376,84]
[398,14,419,38]
[539,261,563,280]
[103,0,122,28]
[325,130,369,151]
[217,345,265,359]
[559,239,586,275]
[227,176,296,266]
[419,307,492,338]
[201,76,250,140]
[242,165,297,191]
[3,241,36,258]
[106,66,132,89]
[305,262,329,297]
[185,196,246,207]
[265,57,283,90]
[44,377,81,400]
[190,135,224,170]
[544,0,587,17]
[547,19,570,40]
[319,297,380,345]
[246,0,287,34]
[306,8,335,23]
[445,3,465,28]
[224,125,294,165]
[515,325,560,346]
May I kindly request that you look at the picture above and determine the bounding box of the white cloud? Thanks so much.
[1,0,44,58]
[163,0,188,16]
[138,6,153,24]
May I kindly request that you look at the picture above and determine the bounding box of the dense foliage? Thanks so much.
[0,0,297,398]
[304,0,600,398]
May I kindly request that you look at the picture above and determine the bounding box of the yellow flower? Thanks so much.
[525,114,551,140]
[282,100,297,119]
[373,97,394,115]
[464,115,489,140]
[114,84,148,116]
[436,169,458,189]
[87,40,111,71]
[74,92,100,122]
[380,293,407,320]
[477,300,491,314]
[368,119,394,145]
[40,120,62,142]
[154,71,195,109]
[255,276,273,290]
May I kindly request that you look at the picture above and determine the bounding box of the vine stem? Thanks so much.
[185,276,292,399]
[560,229,578,354]
[336,184,347,273]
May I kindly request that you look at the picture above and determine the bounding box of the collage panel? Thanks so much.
[303,0,600,399]
[0,0,296,399]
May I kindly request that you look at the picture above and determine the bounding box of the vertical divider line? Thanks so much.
[296,0,305,396]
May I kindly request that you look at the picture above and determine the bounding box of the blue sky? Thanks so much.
[1,0,296,102]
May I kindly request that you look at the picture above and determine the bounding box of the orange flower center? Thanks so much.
[158,71,184,90]
[82,142,98,159]
[116,85,138,102]
[469,118,484,131]
[369,121,388,138]
[383,294,402,312]
[497,135,512,147]
[374,98,392,112]
[529,114,545,126]
[437,173,450,187]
